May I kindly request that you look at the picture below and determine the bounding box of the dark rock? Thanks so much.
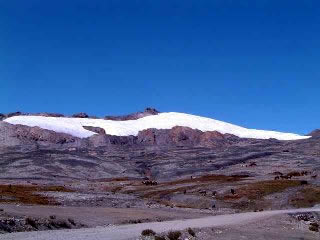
[138,129,158,144]
[309,129,320,138]
[7,112,23,118]
[104,108,160,121]
[88,134,137,148]
[0,113,5,121]
[144,107,160,115]
[36,113,65,117]
[249,162,257,167]
[137,126,236,148]
[300,180,308,185]
[72,113,89,118]
[309,222,319,232]
[83,126,106,135]
[0,121,78,147]
[292,213,314,221]
[14,126,77,144]
[198,190,207,195]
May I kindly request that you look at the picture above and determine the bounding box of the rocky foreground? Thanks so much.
[0,109,320,238]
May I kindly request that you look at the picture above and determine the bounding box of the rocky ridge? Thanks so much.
[0,108,244,149]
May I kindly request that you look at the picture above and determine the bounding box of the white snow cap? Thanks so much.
[4,112,310,140]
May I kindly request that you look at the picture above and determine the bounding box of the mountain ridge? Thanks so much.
[2,109,309,141]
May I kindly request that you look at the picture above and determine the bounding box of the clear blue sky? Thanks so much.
[1,1,319,134]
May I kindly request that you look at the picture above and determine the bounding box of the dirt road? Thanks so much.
[2,208,320,240]
[0,203,208,227]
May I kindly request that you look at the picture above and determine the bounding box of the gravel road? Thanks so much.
[2,208,320,240]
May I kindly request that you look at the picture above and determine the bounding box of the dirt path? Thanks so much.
[2,207,320,240]
[0,203,209,227]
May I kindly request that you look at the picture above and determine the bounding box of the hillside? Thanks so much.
[0,109,320,236]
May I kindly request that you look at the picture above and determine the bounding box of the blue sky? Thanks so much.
[1,0,319,134]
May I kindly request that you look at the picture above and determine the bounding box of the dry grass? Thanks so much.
[120,175,248,209]
[123,174,248,196]
[102,174,249,209]
[96,177,131,182]
[0,185,73,205]
[158,174,248,187]
[98,174,248,209]
[142,186,195,199]
[220,180,302,201]
[290,186,320,208]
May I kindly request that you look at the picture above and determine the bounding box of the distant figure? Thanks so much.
[274,171,283,176]
[199,190,206,196]
[249,162,257,167]
[300,180,308,185]
[231,189,235,195]
[142,180,158,186]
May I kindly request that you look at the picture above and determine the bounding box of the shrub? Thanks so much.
[187,227,196,237]
[155,236,166,240]
[287,171,301,177]
[141,229,156,236]
[300,180,308,185]
[25,217,37,229]
[309,222,319,232]
[167,231,182,240]
[68,218,76,226]
[49,219,71,229]
[55,220,71,229]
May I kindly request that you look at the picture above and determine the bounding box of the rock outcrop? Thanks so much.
[104,108,159,121]
[83,126,106,135]
[0,121,80,147]
[0,113,5,121]
[137,126,239,147]
[309,129,320,138]
[72,113,89,118]
[36,113,65,117]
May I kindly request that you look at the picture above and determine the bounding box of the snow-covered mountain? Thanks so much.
[4,112,309,141]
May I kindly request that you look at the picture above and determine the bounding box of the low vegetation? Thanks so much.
[159,174,249,187]
[309,222,319,232]
[25,217,38,229]
[120,174,249,209]
[187,227,196,237]
[167,231,182,240]
[154,236,166,240]
[0,216,80,233]
[141,229,156,236]
[221,180,302,201]
[0,184,73,205]
[291,186,320,208]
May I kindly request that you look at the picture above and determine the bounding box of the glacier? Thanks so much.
[4,112,310,141]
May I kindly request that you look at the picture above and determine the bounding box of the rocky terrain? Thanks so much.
[0,109,320,238]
